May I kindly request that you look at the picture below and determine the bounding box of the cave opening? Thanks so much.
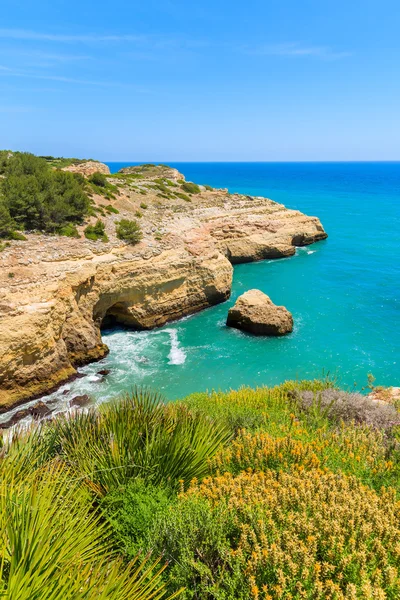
[99,302,139,331]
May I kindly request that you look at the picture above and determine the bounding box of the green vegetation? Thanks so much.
[89,171,108,187]
[140,202,148,209]
[204,184,213,191]
[173,192,191,202]
[155,178,177,188]
[106,204,119,214]
[58,223,80,237]
[180,182,201,195]
[89,175,118,200]
[0,151,90,238]
[84,219,108,242]
[39,155,96,168]
[3,377,400,598]
[0,241,10,252]
[116,219,143,244]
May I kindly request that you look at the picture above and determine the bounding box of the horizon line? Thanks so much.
[103,159,400,164]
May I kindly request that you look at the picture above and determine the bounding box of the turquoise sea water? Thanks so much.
[97,162,400,396]
[22,162,400,415]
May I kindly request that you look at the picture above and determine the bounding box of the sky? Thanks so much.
[0,0,399,161]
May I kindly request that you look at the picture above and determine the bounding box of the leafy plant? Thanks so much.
[0,459,179,599]
[58,223,80,238]
[101,478,173,558]
[44,388,231,495]
[104,204,119,214]
[173,192,191,202]
[84,219,108,242]
[180,182,200,195]
[0,151,90,237]
[89,171,108,187]
[149,469,400,599]
[116,219,143,244]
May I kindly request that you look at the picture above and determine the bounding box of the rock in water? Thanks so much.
[30,401,52,420]
[226,289,293,336]
[69,394,91,408]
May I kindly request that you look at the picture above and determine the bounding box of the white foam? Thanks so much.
[166,329,186,365]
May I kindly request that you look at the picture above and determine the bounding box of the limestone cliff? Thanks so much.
[0,164,327,410]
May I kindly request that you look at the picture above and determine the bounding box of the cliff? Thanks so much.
[0,164,327,410]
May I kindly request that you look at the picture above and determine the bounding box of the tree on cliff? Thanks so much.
[116,219,143,244]
[0,151,90,237]
[0,203,15,238]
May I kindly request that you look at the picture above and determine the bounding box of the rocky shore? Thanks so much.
[0,163,327,410]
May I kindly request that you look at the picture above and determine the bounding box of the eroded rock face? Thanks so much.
[226,289,293,336]
[62,161,110,177]
[0,165,326,410]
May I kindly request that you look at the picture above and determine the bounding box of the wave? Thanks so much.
[166,329,186,365]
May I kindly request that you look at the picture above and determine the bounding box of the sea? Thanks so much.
[5,162,399,421]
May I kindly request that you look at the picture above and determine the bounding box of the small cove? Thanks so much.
[2,161,398,424]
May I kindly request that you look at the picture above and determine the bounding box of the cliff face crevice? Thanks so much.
[0,165,327,410]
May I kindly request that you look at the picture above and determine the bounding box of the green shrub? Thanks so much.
[0,152,90,235]
[148,470,400,599]
[0,203,15,238]
[0,454,175,600]
[84,219,108,242]
[180,182,201,195]
[116,219,143,244]
[89,171,107,187]
[43,389,231,495]
[140,202,148,209]
[58,223,80,238]
[174,192,191,202]
[135,211,143,218]
[8,230,27,241]
[204,185,213,191]
[182,380,335,434]
[101,479,173,558]
[104,204,119,214]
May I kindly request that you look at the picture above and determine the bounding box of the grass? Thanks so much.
[180,182,201,195]
[2,380,400,598]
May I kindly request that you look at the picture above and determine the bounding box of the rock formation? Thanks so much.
[226,289,293,336]
[62,161,110,176]
[0,163,326,410]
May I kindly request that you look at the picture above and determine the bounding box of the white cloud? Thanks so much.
[248,42,351,60]
[0,29,144,43]
[0,66,148,91]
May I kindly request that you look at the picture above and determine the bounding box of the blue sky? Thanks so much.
[0,0,399,161]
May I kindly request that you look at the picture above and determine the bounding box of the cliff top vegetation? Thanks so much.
[1,379,400,598]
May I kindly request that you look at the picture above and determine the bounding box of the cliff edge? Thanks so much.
[0,163,327,409]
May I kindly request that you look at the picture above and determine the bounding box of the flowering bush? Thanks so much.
[150,469,400,599]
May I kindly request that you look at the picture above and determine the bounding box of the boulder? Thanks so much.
[226,289,293,336]
[97,369,111,376]
[0,401,52,429]
[69,394,91,408]
[0,408,31,429]
[30,401,52,420]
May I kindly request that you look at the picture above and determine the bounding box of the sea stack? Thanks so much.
[226,289,293,336]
